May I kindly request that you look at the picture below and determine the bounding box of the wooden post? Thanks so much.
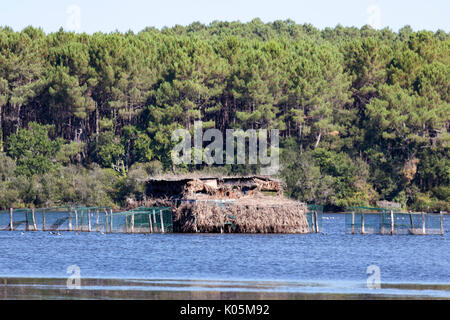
[440,212,444,236]
[75,210,78,231]
[409,213,414,234]
[9,208,13,231]
[69,212,73,231]
[160,210,165,234]
[390,210,394,235]
[131,213,135,234]
[32,208,37,231]
[148,214,153,233]
[43,209,46,231]
[110,210,113,233]
[351,212,355,234]
[314,211,319,233]
[25,209,30,231]
[152,209,156,232]
[361,212,365,235]
[104,211,108,233]
[88,210,91,232]
[422,212,426,235]
[96,211,100,232]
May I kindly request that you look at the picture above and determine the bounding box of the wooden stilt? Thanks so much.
[160,210,165,234]
[80,209,84,231]
[409,213,414,234]
[152,209,156,232]
[25,209,30,231]
[96,211,100,232]
[32,208,37,231]
[75,210,78,231]
[110,210,113,233]
[440,212,444,236]
[88,210,91,232]
[361,212,365,234]
[9,208,13,231]
[148,214,153,233]
[314,211,319,233]
[390,210,394,235]
[351,212,355,234]
[69,212,73,231]
[131,213,135,234]
[104,211,108,233]
[422,212,426,235]
[43,209,46,231]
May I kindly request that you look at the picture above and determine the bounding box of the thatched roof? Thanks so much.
[146,175,284,200]
[147,174,282,183]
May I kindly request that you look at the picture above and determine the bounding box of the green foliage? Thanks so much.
[121,125,154,165]
[0,22,448,210]
[89,131,125,168]
[6,122,64,176]
[55,141,85,165]
[281,145,334,205]
[281,143,379,210]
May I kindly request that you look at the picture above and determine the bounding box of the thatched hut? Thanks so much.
[144,175,311,234]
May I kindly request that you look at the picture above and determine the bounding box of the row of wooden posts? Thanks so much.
[7,208,166,234]
[125,210,166,234]
[351,211,445,235]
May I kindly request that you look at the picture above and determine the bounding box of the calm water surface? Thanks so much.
[1,214,449,298]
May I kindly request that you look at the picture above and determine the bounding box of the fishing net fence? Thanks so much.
[0,206,173,234]
[345,206,445,235]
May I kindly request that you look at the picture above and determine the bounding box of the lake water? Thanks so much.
[1,214,449,299]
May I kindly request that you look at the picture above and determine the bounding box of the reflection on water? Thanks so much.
[0,214,449,299]
[2,277,450,300]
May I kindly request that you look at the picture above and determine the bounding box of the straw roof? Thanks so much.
[148,174,283,183]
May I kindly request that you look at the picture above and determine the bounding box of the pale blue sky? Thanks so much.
[1,0,449,33]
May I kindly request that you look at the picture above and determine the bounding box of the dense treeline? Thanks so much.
[0,19,449,211]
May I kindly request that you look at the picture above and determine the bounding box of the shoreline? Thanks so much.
[1,277,449,300]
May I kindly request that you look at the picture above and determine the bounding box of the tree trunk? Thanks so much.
[16,104,22,133]
[299,124,303,154]
[314,130,322,149]
[95,105,99,143]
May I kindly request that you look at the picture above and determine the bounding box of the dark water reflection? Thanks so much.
[0,214,449,299]
[2,277,450,300]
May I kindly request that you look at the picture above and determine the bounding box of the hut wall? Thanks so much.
[174,202,309,234]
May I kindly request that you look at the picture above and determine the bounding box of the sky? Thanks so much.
[1,0,449,34]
